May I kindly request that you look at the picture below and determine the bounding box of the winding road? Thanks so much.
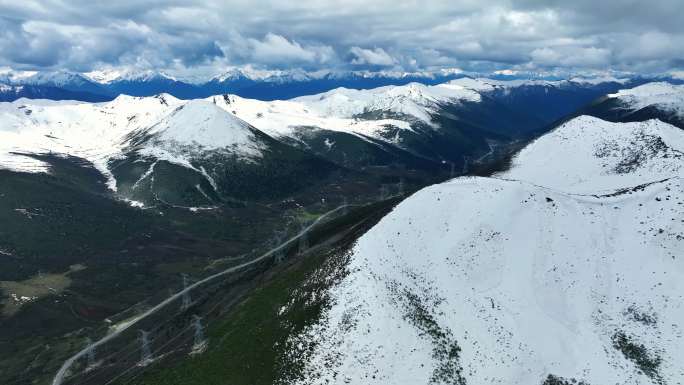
[52,204,355,385]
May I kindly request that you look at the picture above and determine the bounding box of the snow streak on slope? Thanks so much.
[0,95,181,188]
[131,100,263,164]
[608,82,684,118]
[285,115,684,385]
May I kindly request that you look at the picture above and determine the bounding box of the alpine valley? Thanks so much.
[0,75,683,385]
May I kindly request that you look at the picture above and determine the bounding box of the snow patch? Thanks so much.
[505,115,683,194]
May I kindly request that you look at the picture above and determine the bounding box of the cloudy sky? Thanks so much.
[0,0,682,76]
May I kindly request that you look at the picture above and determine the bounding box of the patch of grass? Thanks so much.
[623,306,658,326]
[0,266,78,316]
[542,374,590,385]
[294,208,322,224]
[387,281,465,385]
[612,331,663,382]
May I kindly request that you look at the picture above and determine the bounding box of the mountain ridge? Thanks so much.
[0,66,661,102]
[281,113,684,385]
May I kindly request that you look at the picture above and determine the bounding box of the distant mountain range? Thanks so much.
[2,67,680,102]
[0,68,465,102]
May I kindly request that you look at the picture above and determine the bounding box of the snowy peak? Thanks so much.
[0,84,22,94]
[210,67,315,83]
[208,67,465,84]
[448,76,630,92]
[138,100,261,157]
[0,94,184,188]
[293,82,481,123]
[0,69,37,84]
[107,93,182,109]
[569,75,630,85]
[505,115,684,194]
[20,70,97,88]
[85,69,179,84]
[208,92,415,142]
[607,82,684,118]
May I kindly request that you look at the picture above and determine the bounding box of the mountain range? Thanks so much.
[2,67,678,103]
[0,77,648,209]
[1,77,683,385]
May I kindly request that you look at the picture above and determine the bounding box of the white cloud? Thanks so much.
[0,0,682,74]
[248,33,335,65]
[618,31,684,61]
[349,47,396,66]
[530,46,611,68]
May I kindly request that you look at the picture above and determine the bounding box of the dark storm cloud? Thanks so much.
[0,0,681,74]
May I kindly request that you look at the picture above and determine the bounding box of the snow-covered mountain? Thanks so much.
[0,84,23,100]
[585,82,684,130]
[15,71,113,98]
[0,82,480,208]
[0,70,113,102]
[610,82,684,115]
[0,94,182,185]
[506,116,683,194]
[84,69,180,84]
[0,79,540,209]
[210,82,481,137]
[447,77,639,126]
[1,80,673,208]
[0,93,339,207]
[284,115,684,384]
[206,78,648,172]
[85,69,206,99]
[207,80,547,172]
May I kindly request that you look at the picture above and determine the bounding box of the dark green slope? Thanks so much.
[0,157,149,281]
[110,123,356,208]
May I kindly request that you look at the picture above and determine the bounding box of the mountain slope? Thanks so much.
[506,116,684,193]
[0,94,182,190]
[584,82,684,129]
[0,79,654,208]
[449,77,638,127]
[285,115,684,385]
[112,100,345,205]
[0,94,346,207]
[209,82,542,172]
